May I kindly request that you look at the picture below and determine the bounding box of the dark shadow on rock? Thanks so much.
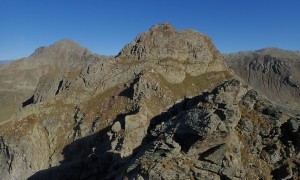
[22,95,34,107]
[146,92,209,134]
[60,107,140,165]
[280,119,299,150]
[118,77,140,99]
[220,175,231,180]
[125,92,213,176]
[118,84,134,99]
[30,117,126,179]
[214,109,226,121]
[174,133,201,152]
[115,109,140,130]
[55,80,63,95]
[262,107,282,119]
[29,151,124,180]
[271,164,292,180]
[29,126,113,179]
[60,127,110,164]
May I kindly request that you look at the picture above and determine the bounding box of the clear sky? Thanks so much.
[1,0,300,60]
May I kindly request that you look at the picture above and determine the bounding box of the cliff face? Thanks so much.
[0,24,299,180]
[225,50,300,111]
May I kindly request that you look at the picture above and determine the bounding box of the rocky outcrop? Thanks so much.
[122,80,299,179]
[119,23,216,62]
[118,23,230,81]
[224,49,300,111]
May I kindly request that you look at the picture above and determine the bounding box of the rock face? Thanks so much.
[0,24,299,179]
[224,49,300,111]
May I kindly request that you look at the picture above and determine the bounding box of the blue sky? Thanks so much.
[1,0,300,60]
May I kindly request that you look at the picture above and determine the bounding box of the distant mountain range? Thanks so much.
[0,60,14,65]
[224,48,300,112]
[224,47,300,60]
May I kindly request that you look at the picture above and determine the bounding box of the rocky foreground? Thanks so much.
[0,23,299,179]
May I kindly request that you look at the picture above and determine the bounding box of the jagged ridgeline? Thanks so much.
[0,23,299,179]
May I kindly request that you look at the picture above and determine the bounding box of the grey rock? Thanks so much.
[237,117,254,135]
[202,144,227,165]
[111,121,121,133]
[197,161,221,173]
[262,107,282,119]
[176,108,218,137]
[287,117,300,133]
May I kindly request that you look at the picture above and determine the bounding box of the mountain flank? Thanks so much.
[0,40,105,122]
[224,48,300,112]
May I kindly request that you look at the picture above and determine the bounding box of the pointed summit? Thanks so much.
[52,39,84,49]
[31,39,89,57]
[117,23,223,64]
[149,22,174,31]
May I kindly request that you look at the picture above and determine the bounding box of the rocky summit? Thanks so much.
[0,23,299,180]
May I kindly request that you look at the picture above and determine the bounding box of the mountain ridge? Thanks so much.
[224,47,300,60]
[0,23,299,179]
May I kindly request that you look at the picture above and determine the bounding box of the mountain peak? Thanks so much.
[117,23,222,63]
[52,39,82,48]
[31,39,88,57]
[149,22,174,31]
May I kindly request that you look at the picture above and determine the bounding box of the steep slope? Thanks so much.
[224,49,300,111]
[0,40,99,122]
[0,23,232,179]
